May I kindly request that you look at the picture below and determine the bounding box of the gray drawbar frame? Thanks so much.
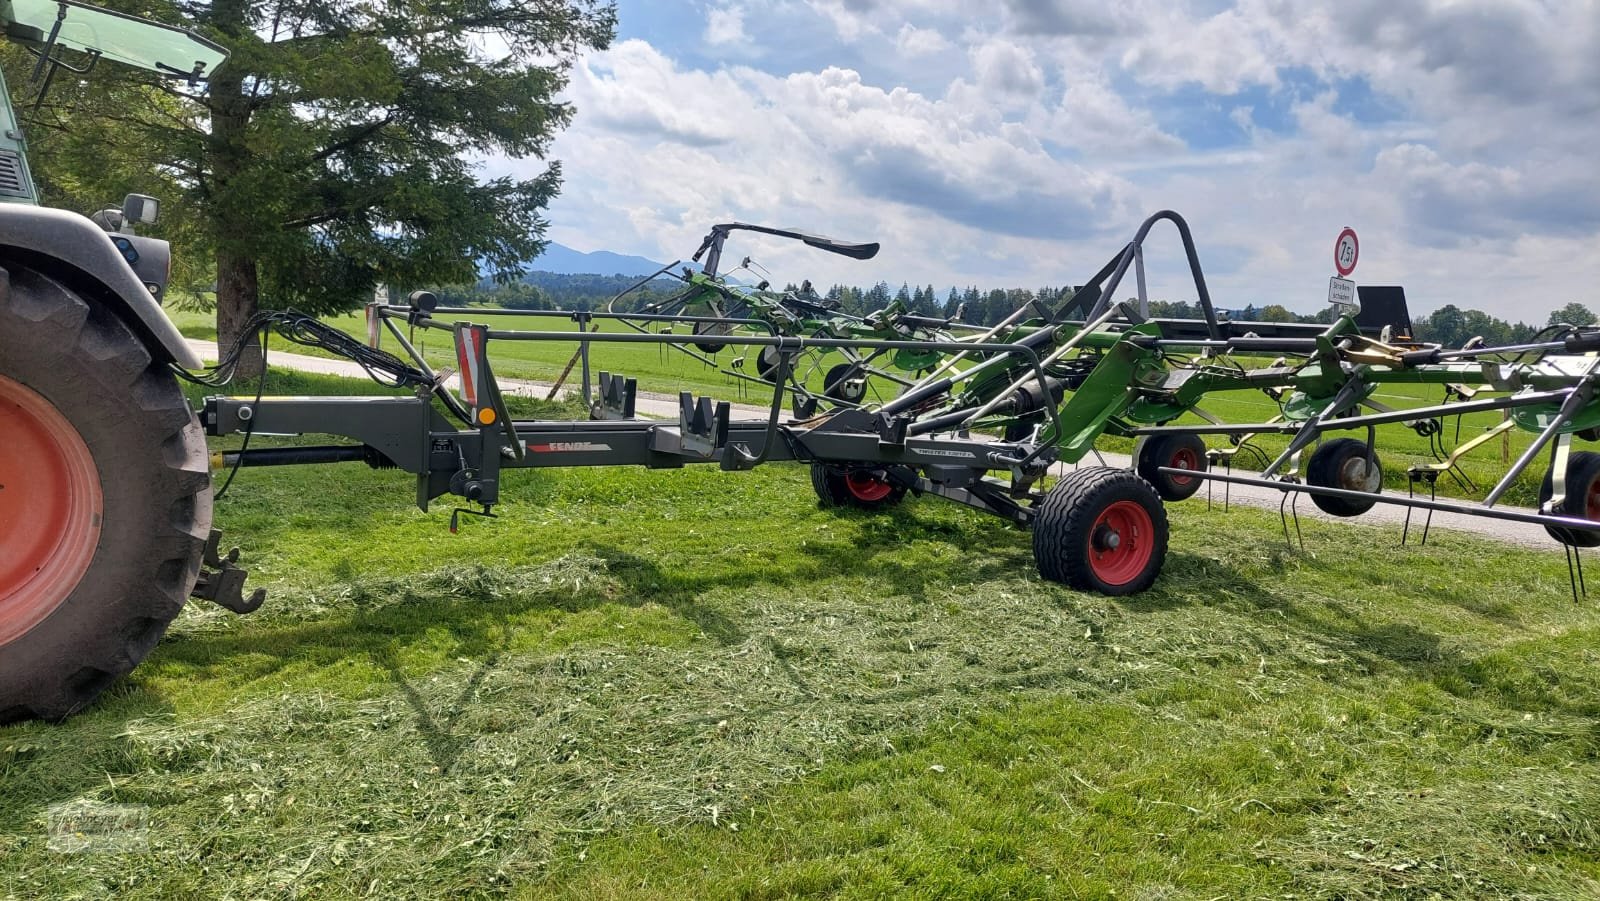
[203,303,1073,529]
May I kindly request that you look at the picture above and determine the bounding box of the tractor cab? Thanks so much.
[0,0,226,205]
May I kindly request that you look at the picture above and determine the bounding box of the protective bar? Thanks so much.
[1160,467,1600,535]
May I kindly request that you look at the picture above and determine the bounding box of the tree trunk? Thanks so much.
[216,249,263,379]
[205,0,260,380]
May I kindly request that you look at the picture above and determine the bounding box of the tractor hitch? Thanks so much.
[190,529,266,614]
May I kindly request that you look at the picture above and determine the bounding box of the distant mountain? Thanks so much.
[526,242,666,278]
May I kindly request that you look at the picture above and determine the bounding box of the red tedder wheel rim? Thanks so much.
[0,373,103,646]
[1168,446,1200,487]
[1086,500,1154,587]
[845,471,894,502]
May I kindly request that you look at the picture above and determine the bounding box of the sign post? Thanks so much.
[1328,227,1359,316]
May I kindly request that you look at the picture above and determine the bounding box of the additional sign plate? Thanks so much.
[1328,276,1357,307]
[1334,227,1359,277]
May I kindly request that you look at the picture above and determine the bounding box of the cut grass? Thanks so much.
[3,372,1598,899]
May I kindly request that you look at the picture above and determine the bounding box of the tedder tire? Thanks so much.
[0,264,212,722]
[822,363,867,404]
[1306,438,1382,517]
[755,345,781,380]
[1033,467,1167,596]
[811,462,906,510]
[1538,451,1600,548]
[1133,432,1208,501]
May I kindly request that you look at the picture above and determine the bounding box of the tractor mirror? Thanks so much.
[122,194,159,225]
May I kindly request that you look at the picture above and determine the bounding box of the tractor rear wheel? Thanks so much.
[0,263,212,722]
[1033,467,1167,595]
[810,463,906,510]
[1539,451,1600,548]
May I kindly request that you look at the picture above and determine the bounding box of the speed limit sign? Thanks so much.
[1334,227,1359,277]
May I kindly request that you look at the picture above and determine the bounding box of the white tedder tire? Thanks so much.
[0,262,212,722]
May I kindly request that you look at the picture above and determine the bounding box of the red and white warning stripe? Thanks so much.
[454,323,487,411]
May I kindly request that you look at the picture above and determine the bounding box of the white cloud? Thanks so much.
[704,4,748,46]
[1036,74,1184,156]
[806,0,883,42]
[895,23,951,56]
[999,0,1130,37]
[970,38,1044,98]
[489,1,1600,325]
[1120,5,1279,94]
[524,41,1138,289]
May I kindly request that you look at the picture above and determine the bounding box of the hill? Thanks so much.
[527,242,666,277]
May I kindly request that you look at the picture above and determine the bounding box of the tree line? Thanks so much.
[437,271,1598,346]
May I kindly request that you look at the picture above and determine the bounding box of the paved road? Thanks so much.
[188,339,1563,550]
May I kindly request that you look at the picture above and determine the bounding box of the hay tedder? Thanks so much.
[597,222,988,410]
[5,1,1600,723]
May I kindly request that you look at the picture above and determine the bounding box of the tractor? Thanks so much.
[0,0,226,721]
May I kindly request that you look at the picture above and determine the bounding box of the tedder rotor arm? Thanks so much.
[693,222,880,277]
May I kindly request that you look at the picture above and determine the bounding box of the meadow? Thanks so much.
[2,370,1597,898]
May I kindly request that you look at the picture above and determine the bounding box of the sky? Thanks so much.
[484,0,1600,323]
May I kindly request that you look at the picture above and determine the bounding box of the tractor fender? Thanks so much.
[0,204,202,369]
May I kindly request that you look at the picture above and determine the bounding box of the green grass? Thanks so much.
[3,370,1599,898]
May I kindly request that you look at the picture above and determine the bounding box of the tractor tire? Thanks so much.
[1538,451,1600,548]
[811,463,906,510]
[1133,432,1208,501]
[0,263,212,723]
[1306,438,1382,517]
[1033,467,1167,596]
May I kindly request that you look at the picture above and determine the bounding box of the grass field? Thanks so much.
[3,370,1598,898]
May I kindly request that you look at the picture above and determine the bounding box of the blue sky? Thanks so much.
[487,0,1600,323]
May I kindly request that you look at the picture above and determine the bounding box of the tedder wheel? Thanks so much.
[1538,451,1600,548]
[1305,438,1383,517]
[0,264,212,722]
[755,345,782,380]
[1033,467,1168,596]
[810,463,906,510]
[1133,432,1208,501]
[691,318,731,354]
[822,363,868,404]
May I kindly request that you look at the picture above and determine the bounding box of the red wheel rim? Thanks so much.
[1587,480,1600,521]
[0,373,102,645]
[845,471,893,502]
[1087,500,1153,587]
[1168,447,1200,486]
